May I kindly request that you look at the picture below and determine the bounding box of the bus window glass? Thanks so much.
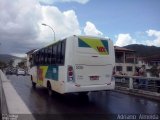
[61,40,65,64]
[57,42,61,64]
[48,46,52,64]
[52,45,57,64]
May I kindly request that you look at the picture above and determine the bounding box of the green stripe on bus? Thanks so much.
[78,38,90,47]
[79,37,108,55]
[101,40,109,54]
[45,66,58,81]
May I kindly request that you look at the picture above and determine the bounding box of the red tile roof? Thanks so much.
[114,46,135,52]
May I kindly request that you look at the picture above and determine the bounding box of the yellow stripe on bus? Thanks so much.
[79,37,107,55]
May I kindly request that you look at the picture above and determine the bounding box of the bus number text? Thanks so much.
[97,47,106,52]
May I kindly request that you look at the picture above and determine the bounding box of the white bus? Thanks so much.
[28,35,115,95]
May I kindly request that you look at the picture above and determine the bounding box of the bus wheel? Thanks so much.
[32,81,36,88]
[47,82,52,96]
[31,75,36,88]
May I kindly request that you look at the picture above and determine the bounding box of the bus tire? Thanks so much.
[31,75,36,88]
[47,82,52,96]
[32,81,36,88]
[31,75,33,80]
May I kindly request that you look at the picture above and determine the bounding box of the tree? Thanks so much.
[8,59,14,67]
[150,65,159,77]
[18,58,27,69]
[0,61,7,70]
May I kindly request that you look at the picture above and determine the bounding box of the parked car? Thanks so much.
[17,69,26,76]
[5,67,18,75]
[6,70,12,75]
[12,68,17,75]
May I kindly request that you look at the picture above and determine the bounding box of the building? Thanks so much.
[26,49,37,70]
[114,46,136,76]
[114,46,160,77]
[139,55,160,66]
[137,55,160,77]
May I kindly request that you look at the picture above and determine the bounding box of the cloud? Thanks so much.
[84,21,103,36]
[39,0,90,5]
[62,0,90,4]
[0,0,42,55]
[115,30,160,47]
[0,0,81,57]
[1,0,159,58]
[39,6,81,44]
[145,29,160,46]
[115,34,136,47]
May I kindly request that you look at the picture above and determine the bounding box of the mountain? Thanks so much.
[0,54,21,63]
[124,44,160,57]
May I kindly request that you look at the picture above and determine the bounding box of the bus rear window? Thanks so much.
[77,37,109,55]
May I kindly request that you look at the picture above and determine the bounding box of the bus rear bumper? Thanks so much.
[64,81,115,93]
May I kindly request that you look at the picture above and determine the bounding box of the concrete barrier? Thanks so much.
[0,70,8,114]
[0,70,35,120]
[114,75,160,100]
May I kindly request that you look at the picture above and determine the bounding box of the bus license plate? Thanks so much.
[90,76,99,80]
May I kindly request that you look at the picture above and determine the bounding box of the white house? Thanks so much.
[114,46,136,76]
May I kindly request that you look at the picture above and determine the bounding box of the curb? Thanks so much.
[0,70,35,120]
[0,70,9,114]
[115,87,160,101]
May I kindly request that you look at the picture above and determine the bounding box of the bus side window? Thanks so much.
[61,41,65,65]
[30,55,33,67]
[49,46,52,64]
[47,47,50,64]
[37,52,40,65]
[52,45,56,64]
[33,54,36,66]
[59,42,63,64]
[42,49,45,65]
[56,43,59,64]
[35,52,38,65]
[39,51,42,65]
[44,48,48,65]
[51,46,54,64]
[57,42,61,64]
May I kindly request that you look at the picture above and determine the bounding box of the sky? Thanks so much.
[0,0,160,57]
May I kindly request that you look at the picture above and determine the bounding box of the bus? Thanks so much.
[28,35,115,95]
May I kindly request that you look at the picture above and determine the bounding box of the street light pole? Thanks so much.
[42,23,56,41]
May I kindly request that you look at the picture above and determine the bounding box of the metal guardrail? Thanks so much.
[114,75,160,93]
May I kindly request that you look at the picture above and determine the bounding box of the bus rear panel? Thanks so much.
[65,36,115,93]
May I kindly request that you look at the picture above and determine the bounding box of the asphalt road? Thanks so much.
[6,75,160,120]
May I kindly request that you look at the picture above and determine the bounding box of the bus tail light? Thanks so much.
[68,66,74,82]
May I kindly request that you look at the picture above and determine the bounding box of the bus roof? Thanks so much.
[31,35,111,54]
[77,35,111,40]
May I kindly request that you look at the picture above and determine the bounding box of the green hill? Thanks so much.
[0,54,21,63]
[124,44,160,57]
